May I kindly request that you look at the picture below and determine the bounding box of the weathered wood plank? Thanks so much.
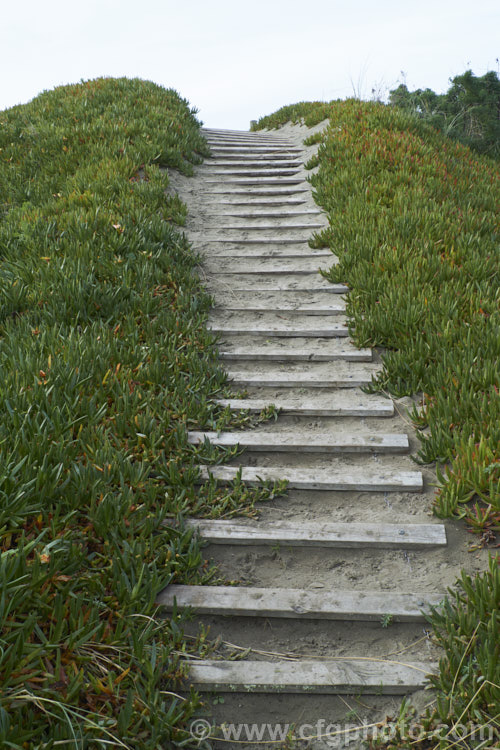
[207,247,331,259]
[215,197,308,205]
[203,136,294,144]
[203,128,292,137]
[207,159,303,167]
[205,258,332,274]
[204,168,301,177]
[218,299,345,313]
[215,393,390,416]
[207,187,309,195]
[183,519,447,548]
[203,130,291,138]
[213,277,347,293]
[204,142,296,148]
[199,236,325,246]
[182,659,436,694]
[222,208,322,217]
[218,341,370,361]
[208,222,324,230]
[217,292,345,312]
[209,311,346,330]
[198,465,423,491]
[205,177,305,185]
[188,430,408,453]
[205,131,295,137]
[208,319,349,337]
[159,585,439,620]
[225,365,374,387]
[208,147,302,155]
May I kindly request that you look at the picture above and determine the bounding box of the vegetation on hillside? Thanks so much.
[389,69,500,159]
[0,78,282,748]
[251,68,500,159]
[1,74,498,747]
[254,99,499,534]
[253,98,499,746]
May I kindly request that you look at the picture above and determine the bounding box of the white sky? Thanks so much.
[1,0,498,129]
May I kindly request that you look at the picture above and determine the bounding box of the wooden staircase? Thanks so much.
[158,126,447,700]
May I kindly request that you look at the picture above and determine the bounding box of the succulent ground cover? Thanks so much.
[0,78,282,748]
[254,101,499,746]
[254,100,499,535]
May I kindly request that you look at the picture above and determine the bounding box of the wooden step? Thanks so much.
[205,144,295,150]
[213,277,347,293]
[207,187,309,196]
[217,295,345,313]
[204,142,295,149]
[216,197,308,206]
[208,317,349,337]
[207,159,303,167]
[182,518,446,547]
[205,258,332,274]
[204,150,298,156]
[218,340,370,361]
[200,237,323,247]
[181,659,436,694]
[205,176,305,185]
[198,465,423,491]
[160,585,438,620]
[216,392,390,416]
[203,129,291,139]
[224,363,376,387]
[204,137,294,146]
[209,222,324,231]
[188,430,407,453]
[204,126,285,131]
[216,289,345,306]
[222,208,322,218]
[205,147,296,151]
[206,247,330,259]
[195,238,323,248]
[204,168,301,177]
[203,130,291,139]
[205,151,299,157]
[208,150,303,159]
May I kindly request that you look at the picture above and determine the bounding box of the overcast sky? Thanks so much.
[2,0,498,129]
